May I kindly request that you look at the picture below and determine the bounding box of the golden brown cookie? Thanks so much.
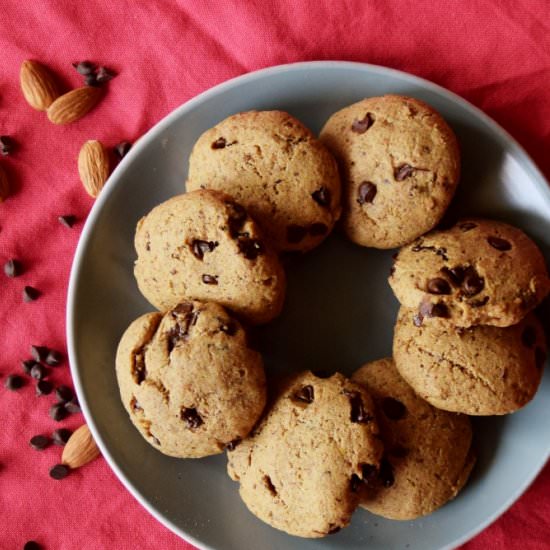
[227,371,383,538]
[320,95,460,249]
[134,189,286,324]
[393,307,547,414]
[186,110,341,252]
[115,301,266,458]
[352,358,475,520]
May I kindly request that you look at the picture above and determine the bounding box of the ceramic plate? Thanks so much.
[67,61,550,550]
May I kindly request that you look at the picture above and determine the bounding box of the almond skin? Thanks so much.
[0,164,9,202]
[78,140,110,197]
[61,424,101,469]
[20,60,60,111]
[47,86,103,125]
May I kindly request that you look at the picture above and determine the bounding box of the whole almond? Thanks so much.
[20,60,60,111]
[78,140,110,197]
[0,164,9,202]
[61,424,100,469]
[47,86,103,125]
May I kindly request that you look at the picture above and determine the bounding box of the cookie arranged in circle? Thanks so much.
[186,110,342,252]
[389,218,550,327]
[115,300,266,458]
[227,371,383,538]
[393,307,547,414]
[320,95,460,249]
[352,358,475,520]
[134,189,286,324]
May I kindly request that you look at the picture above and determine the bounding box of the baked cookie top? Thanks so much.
[320,94,460,249]
[352,358,475,520]
[134,189,286,324]
[227,371,383,538]
[389,218,550,327]
[115,301,266,458]
[186,110,341,252]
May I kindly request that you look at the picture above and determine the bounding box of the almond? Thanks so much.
[61,424,101,469]
[0,164,9,202]
[47,86,103,125]
[78,140,110,197]
[20,60,60,111]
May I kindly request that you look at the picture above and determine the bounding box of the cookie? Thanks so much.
[319,95,460,249]
[115,300,266,458]
[352,358,475,520]
[389,218,550,327]
[227,371,383,538]
[186,110,341,252]
[393,307,547,414]
[134,189,286,324]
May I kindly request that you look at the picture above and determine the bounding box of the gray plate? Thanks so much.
[67,61,550,550]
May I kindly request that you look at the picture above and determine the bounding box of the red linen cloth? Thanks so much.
[1,1,549,548]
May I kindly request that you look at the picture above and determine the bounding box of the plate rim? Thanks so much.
[66,60,550,550]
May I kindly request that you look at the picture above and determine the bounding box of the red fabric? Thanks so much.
[1,1,549,548]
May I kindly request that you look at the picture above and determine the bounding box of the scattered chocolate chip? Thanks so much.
[462,268,484,297]
[535,347,546,369]
[345,391,373,423]
[30,435,50,451]
[191,239,218,260]
[469,296,489,308]
[225,438,241,451]
[361,463,379,488]
[311,187,331,207]
[357,181,377,205]
[381,397,407,420]
[49,403,68,422]
[420,301,449,319]
[133,352,146,384]
[64,398,81,414]
[287,224,307,243]
[394,163,415,181]
[411,243,448,261]
[45,350,62,366]
[30,345,49,362]
[5,374,24,390]
[55,385,73,403]
[30,364,47,380]
[219,321,237,336]
[293,385,314,404]
[52,428,72,446]
[181,407,203,430]
[35,380,53,396]
[458,221,477,231]
[4,258,21,277]
[72,60,96,75]
[487,236,512,251]
[23,286,40,302]
[238,238,264,259]
[225,201,248,237]
[426,277,451,295]
[201,274,218,285]
[49,464,70,480]
[21,359,38,374]
[263,475,277,496]
[24,541,42,550]
[379,458,395,487]
[167,322,188,353]
[211,137,226,149]
[350,474,362,492]
[58,215,76,228]
[95,66,116,83]
[114,141,132,159]
[441,266,465,285]
[172,302,193,315]
[522,326,537,348]
[351,112,374,133]
[0,135,15,156]
[309,223,328,236]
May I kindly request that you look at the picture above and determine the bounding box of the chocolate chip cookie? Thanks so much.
[115,301,266,458]
[393,307,547,414]
[227,371,383,538]
[320,95,460,249]
[389,218,550,327]
[186,110,341,252]
[352,358,475,520]
[134,189,286,324]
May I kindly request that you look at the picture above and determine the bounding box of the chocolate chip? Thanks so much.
[351,112,374,133]
[462,267,485,297]
[58,215,76,228]
[4,258,21,277]
[181,407,203,430]
[345,391,373,423]
[361,463,379,488]
[394,163,415,181]
[95,66,116,83]
[211,137,227,149]
[49,403,68,422]
[419,300,449,319]
[45,350,62,366]
[24,541,42,550]
[30,435,50,451]
[427,277,451,295]
[263,475,277,496]
[458,221,477,231]
[72,60,96,75]
[130,396,142,413]
[413,313,423,327]
[379,458,395,487]
[238,238,264,259]
[21,359,38,374]
[350,474,362,492]
[84,73,99,86]
[441,266,465,285]
[309,223,328,236]
[30,345,49,362]
[357,181,377,205]
[201,274,218,285]
[487,236,512,251]
[150,433,161,446]
[311,187,331,207]
[225,438,241,451]
[114,141,132,159]
[133,352,146,384]
[412,243,448,261]
[469,296,489,308]
[64,398,81,414]
[522,326,537,348]
[35,380,53,396]
[5,374,24,390]
[52,428,72,446]
[55,385,73,403]
[30,364,47,380]
[49,464,70,480]
[173,302,193,315]
[381,397,407,420]
[287,224,307,243]
[23,286,40,302]
[219,321,237,336]
[535,347,546,369]
[191,239,218,260]
[293,385,314,404]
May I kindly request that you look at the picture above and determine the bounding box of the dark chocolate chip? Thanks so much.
[55,385,73,403]
[30,345,49,362]
[49,403,68,422]
[287,224,307,243]
[5,374,24,390]
[64,398,81,414]
[350,474,362,492]
[379,458,395,487]
[58,215,76,228]
[4,258,21,277]
[23,286,40,302]
[311,187,331,207]
[45,350,62,366]
[24,541,42,550]
[293,385,314,404]
[345,391,374,423]
[357,181,377,205]
[441,266,465,285]
[130,396,142,413]
[191,239,218,260]
[263,475,277,496]
[114,141,132,159]
[52,428,72,446]
[535,347,546,369]
[95,66,116,83]
[487,236,512,251]
[361,463,378,488]
[35,380,53,396]
[72,60,96,75]
[84,73,99,86]
[426,277,451,295]
[419,300,449,319]
[30,364,47,380]
[181,407,203,430]
[381,397,407,420]
[201,274,218,285]
[394,163,415,181]
[458,221,477,231]
[351,112,374,133]
[30,435,50,451]
[21,359,38,374]
[462,267,485,297]
[49,464,70,480]
[238,238,264,259]
[412,243,448,261]
[133,352,146,384]
[219,321,237,336]
[211,137,226,149]
[173,302,194,315]
[225,438,241,451]
[522,326,537,348]
[469,296,489,308]
[0,135,15,156]
[309,223,328,236]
